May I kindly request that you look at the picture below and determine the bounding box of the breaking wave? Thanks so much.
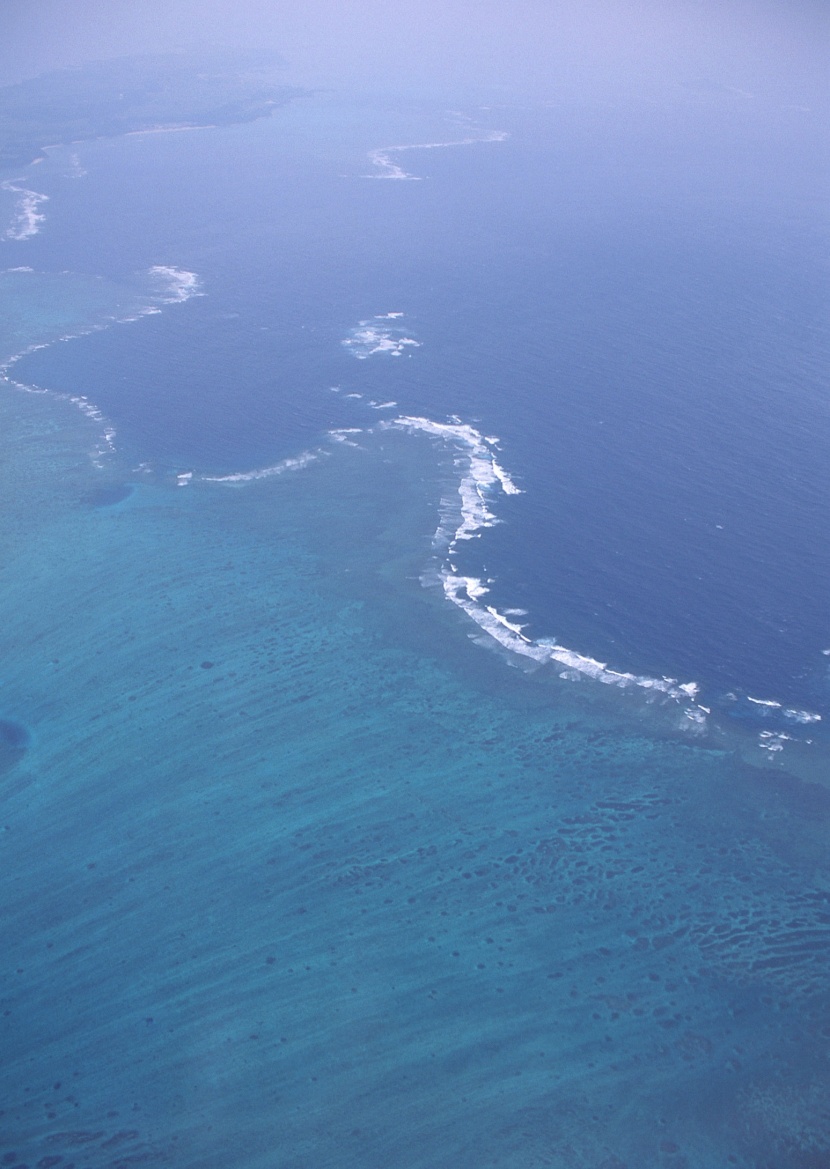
[364,129,508,181]
[342,313,421,359]
[201,450,323,484]
[146,265,203,303]
[1,179,49,241]
[381,414,705,721]
[0,265,203,464]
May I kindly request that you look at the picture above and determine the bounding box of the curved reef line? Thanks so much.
[382,415,705,721]
[0,265,202,465]
[364,129,508,181]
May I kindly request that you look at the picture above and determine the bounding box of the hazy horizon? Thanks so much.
[2,0,828,110]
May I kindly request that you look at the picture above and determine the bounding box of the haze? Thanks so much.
[1,0,827,109]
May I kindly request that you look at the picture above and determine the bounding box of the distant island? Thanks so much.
[0,51,305,170]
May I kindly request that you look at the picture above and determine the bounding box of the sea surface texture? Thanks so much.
[1,82,829,1169]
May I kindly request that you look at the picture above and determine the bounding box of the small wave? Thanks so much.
[783,708,822,724]
[364,129,508,181]
[328,428,363,447]
[1,180,49,241]
[744,695,821,724]
[342,314,421,360]
[201,450,322,483]
[759,730,793,753]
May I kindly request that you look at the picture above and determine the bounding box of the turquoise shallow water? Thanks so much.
[1,89,829,1168]
[1,377,829,1167]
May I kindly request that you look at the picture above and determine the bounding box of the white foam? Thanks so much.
[0,262,204,465]
[202,450,321,483]
[742,697,819,724]
[383,415,523,543]
[146,265,203,303]
[382,411,705,709]
[758,730,794,753]
[783,708,822,724]
[685,708,708,726]
[1,180,49,241]
[363,128,509,181]
[328,428,363,447]
[342,315,421,360]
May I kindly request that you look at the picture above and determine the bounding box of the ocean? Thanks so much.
[1,88,828,1167]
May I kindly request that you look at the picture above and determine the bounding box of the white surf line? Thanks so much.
[383,414,703,718]
[364,129,508,181]
[1,179,49,241]
[1,338,118,465]
[0,265,202,465]
[745,695,821,724]
[200,449,324,484]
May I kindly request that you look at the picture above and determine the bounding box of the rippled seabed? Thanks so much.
[0,104,829,1169]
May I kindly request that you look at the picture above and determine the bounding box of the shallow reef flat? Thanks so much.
[0,396,828,1169]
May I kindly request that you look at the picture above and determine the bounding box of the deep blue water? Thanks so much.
[12,96,829,721]
[1,88,829,1168]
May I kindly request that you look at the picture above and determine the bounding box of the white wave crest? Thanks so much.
[759,730,793,753]
[364,129,508,181]
[745,696,820,723]
[2,180,49,241]
[443,568,703,703]
[202,450,321,483]
[384,415,522,540]
[343,314,421,359]
[0,262,204,465]
[382,411,703,709]
[147,265,203,303]
[783,708,822,724]
[328,428,363,447]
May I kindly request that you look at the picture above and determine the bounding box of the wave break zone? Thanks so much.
[383,415,705,714]
[364,130,508,181]
[0,265,202,464]
[1,179,49,241]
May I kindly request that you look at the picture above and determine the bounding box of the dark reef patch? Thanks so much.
[0,715,29,780]
[0,718,29,776]
[80,484,133,508]
[0,719,29,751]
